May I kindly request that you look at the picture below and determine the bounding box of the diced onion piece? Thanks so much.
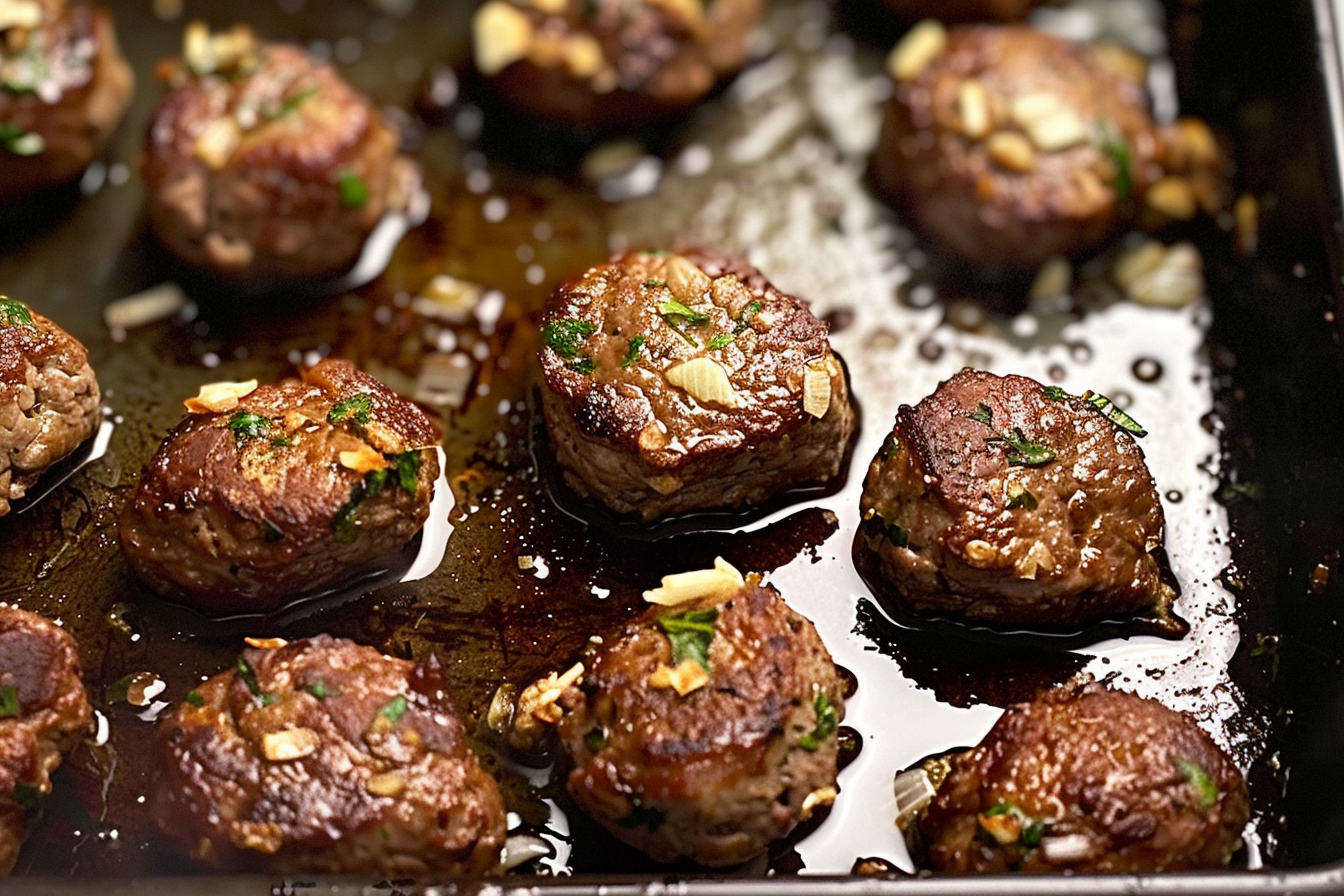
[103,282,187,331]
[184,379,258,414]
[1022,109,1088,152]
[262,727,319,762]
[957,79,990,139]
[1013,540,1054,580]
[244,637,288,649]
[339,443,390,474]
[365,772,405,797]
[644,556,745,606]
[887,19,946,82]
[800,786,838,821]
[473,1,534,77]
[411,274,484,323]
[1040,833,1094,864]
[964,539,997,564]
[892,767,937,833]
[194,118,240,170]
[666,254,711,303]
[665,357,738,408]
[500,834,553,871]
[1146,177,1198,220]
[648,659,709,696]
[802,361,832,419]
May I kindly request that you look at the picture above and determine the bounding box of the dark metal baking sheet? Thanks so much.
[3,0,1344,890]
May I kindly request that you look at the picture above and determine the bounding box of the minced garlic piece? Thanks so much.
[665,357,738,408]
[184,379,258,414]
[194,118,241,169]
[802,362,831,419]
[666,254,711,303]
[800,786,838,821]
[510,662,584,751]
[887,19,946,82]
[366,772,406,797]
[644,556,744,606]
[338,443,390,474]
[964,539,997,565]
[261,727,319,762]
[243,637,288,649]
[648,659,709,696]
[473,1,534,77]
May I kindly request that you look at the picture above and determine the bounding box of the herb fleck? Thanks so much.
[1082,390,1147,437]
[1177,759,1219,811]
[185,690,205,707]
[275,84,319,118]
[1040,385,1069,401]
[328,393,373,426]
[305,681,332,699]
[584,728,607,753]
[1006,483,1038,510]
[379,694,409,725]
[13,781,42,825]
[0,122,44,156]
[798,693,838,751]
[643,279,666,289]
[337,170,369,208]
[236,657,262,696]
[0,297,35,328]
[621,335,645,368]
[1098,122,1134,200]
[969,403,994,426]
[878,432,899,459]
[104,674,136,705]
[227,411,270,441]
[0,685,19,718]
[617,802,666,832]
[543,318,598,371]
[657,607,719,671]
[988,427,1056,467]
[659,299,710,324]
[1022,819,1045,848]
[886,521,909,548]
[396,450,421,494]
[706,332,735,350]
[734,300,763,333]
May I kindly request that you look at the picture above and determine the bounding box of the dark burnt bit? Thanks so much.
[118,358,440,614]
[539,249,858,522]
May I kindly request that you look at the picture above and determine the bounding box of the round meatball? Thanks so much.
[553,570,845,866]
[472,0,762,129]
[0,604,93,875]
[0,297,101,518]
[540,250,856,521]
[919,683,1249,873]
[879,0,1043,22]
[853,368,1183,633]
[0,1,133,204]
[141,23,419,281]
[153,635,507,874]
[871,23,1165,269]
[119,358,440,614]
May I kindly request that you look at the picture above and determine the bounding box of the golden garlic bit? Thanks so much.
[184,379,259,414]
[509,661,584,751]
[643,556,745,606]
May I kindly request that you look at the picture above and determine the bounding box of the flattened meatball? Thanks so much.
[854,368,1182,633]
[540,250,856,521]
[0,1,133,204]
[472,0,762,129]
[919,683,1249,873]
[153,635,507,874]
[0,604,92,875]
[872,24,1166,269]
[551,565,844,866]
[119,359,440,614]
[141,23,419,281]
[0,297,101,518]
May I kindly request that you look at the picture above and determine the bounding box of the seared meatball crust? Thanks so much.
[540,250,856,521]
[854,368,1182,633]
[153,635,507,874]
[141,24,418,282]
[0,297,101,518]
[119,359,440,614]
[555,580,845,867]
[0,1,133,204]
[872,24,1163,270]
[473,0,763,129]
[920,683,1249,873]
[0,604,93,875]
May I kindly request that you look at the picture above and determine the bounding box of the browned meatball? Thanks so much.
[551,568,844,866]
[854,368,1183,633]
[0,297,101,518]
[540,250,856,521]
[0,604,93,875]
[872,23,1166,269]
[0,1,133,204]
[472,0,762,129]
[919,683,1249,873]
[153,635,507,874]
[119,359,440,614]
[141,23,419,281]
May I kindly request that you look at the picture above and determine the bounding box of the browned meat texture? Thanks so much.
[920,683,1249,873]
[0,604,92,875]
[878,0,1043,22]
[0,298,101,518]
[540,250,856,520]
[854,368,1182,631]
[153,635,507,874]
[872,24,1165,269]
[473,0,762,128]
[555,580,844,866]
[141,27,417,281]
[119,358,440,614]
[0,3,133,203]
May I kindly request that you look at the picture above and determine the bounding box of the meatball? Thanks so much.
[853,368,1183,633]
[0,0,133,204]
[0,297,101,518]
[919,682,1249,873]
[539,250,856,521]
[0,604,93,875]
[153,635,507,874]
[549,562,844,866]
[472,0,762,129]
[119,359,440,614]
[871,23,1167,269]
[141,23,419,281]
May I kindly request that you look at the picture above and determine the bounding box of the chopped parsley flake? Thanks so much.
[1082,390,1147,438]
[396,450,421,494]
[657,607,718,671]
[1178,760,1219,811]
[990,427,1056,467]
[337,171,369,208]
[104,674,136,705]
[543,318,598,372]
[584,728,607,753]
[236,657,262,696]
[328,393,373,426]
[227,411,270,441]
[185,690,206,707]
[13,782,42,824]
[621,335,645,368]
[1040,385,1069,401]
[643,279,666,288]
[0,122,44,156]
[886,521,909,548]
[1098,122,1134,200]
[0,297,35,328]
[706,332,735,350]
[0,685,19,718]
[798,693,838,751]
[276,84,319,118]
[1006,483,1038,510]
[734,300,762,333]
[379,694,409,725]
[305,681,332,699]
[969,403,994,426]
[658,299,710,324]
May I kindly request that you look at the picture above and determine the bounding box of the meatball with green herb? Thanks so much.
[153,635,507,874]
[119,359,439,614]
[539,250,856,521]
[919,682,1249,873]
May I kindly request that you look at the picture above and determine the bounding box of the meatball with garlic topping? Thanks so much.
[153,635,507,874]
[919,682,1249,873]
[141,23,419,281]
[539,250,856,521]
[472,0,763,129]
[854,368,1183,633]
[119,359,439,614]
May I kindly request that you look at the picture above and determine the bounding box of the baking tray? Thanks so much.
[3,0,1344,891]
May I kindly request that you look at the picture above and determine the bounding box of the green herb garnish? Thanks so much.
[227,411,270,441]
[617,802,666,832]
[969,403,994,426]
[983,802,1018,818]
[0,297,35,328]
[584,728,607,753]
[1006,483,1038,510]
[0,685,19,718]
[260,692,281,707]
[643,279,666,289]
[270,435,294,447]
[185,690,205,707]
[13,782,42,825]
[236,657,262,696]
[621,335,645,368]
[637,249,667,257]
[396,450,421,494]
[305,681,332,699]
[1022,819,1045,848]
[1040,385,1069,401]
[543,319,598,371]
[333,492,361,543]
[886,521,909,548]
[275,84,319,118]
[734,300,762,333]
[878,432,899,459]
[798,693,838,751]
[337,171,369,208]
[1082,390,1147,438]
[1178,759,1219,811]
[1098,122,1134,201]
[658,299,710,324]
[989,427,1056,467]
[0,122,44,156]
[657,607,719,671]
[328,393,373,426]
[104,674,136,705]
[379,694,409,725]
[706,333,735,350]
